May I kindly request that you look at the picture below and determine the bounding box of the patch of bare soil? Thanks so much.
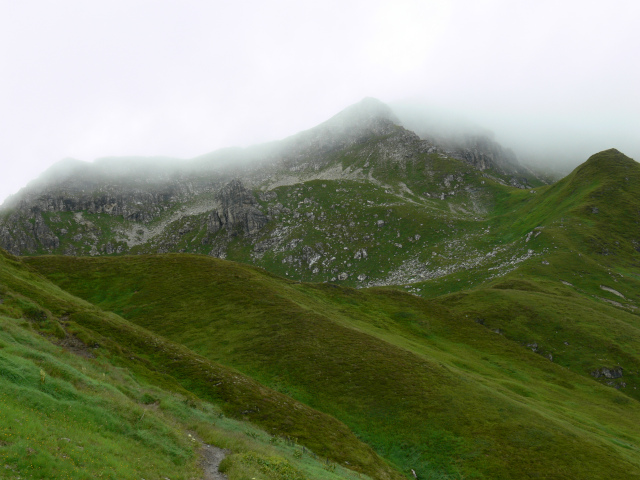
[57,334,96,358]
[200,443,229,480]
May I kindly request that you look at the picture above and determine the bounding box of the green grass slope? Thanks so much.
[27,253,640,480]
[0,249,395,480]
[405,148,640,291]
[420,150,640,402]
[494,149,640,251]
[434,276,640,393]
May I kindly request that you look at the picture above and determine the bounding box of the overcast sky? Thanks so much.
[1,0,639,203]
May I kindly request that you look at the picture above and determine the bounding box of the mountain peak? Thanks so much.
[584,148,635,166]
[272,98,403,160]
[290,97,400,146]
[574,148,637,180]
[325,97,398,128]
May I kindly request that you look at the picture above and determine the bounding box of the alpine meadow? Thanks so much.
[1,99,640,480]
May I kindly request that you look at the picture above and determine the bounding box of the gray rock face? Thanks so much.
[0,177,267,256]
[206,180,268,236]
[451,135,520,172]
[33,211,60,250]
[591,367,623,379]
[0,209,60,254]
[0,97,536,264]
[412,131,536,183]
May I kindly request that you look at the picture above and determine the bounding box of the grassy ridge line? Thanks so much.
[0,251,401,480]
[496,149,640,253]
[27,253,640,479]
[0,251,379,480]
[417,149,640,298]
[428,149,640,396]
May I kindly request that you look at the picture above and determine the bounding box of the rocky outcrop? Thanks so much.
[0,97,541,260]
[591,367,623,379]
[591,366,627,389]
[11,184,193,223]
[33,211,60,250]
[0,209,60,255]
[206,180,268,236]
[434,135,538,188]
[0,213,38,255]
[0,177,267,256]
[449,135,520,171]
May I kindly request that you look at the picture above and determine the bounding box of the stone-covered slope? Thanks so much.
[0,98,542,288]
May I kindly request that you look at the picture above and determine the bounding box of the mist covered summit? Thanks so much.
[2,97,627,289]
[2,98,640,480]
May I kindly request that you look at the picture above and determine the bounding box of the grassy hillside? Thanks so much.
[27,253,640,480]
[0,249,395,480]
[403,149,640,297]
[424,150,640,385]
[6,149,640,479]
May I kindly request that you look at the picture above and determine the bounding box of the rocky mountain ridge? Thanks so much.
[2,93,639,480]
[1,97,552,288]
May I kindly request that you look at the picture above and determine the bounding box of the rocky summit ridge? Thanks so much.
[1,97,555,287]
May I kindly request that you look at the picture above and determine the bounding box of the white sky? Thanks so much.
[1,0,639,203]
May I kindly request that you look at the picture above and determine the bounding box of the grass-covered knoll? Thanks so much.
[399,151,640,405]
[27,253,640,480]
[0,249,394,480]
[492,149,639,248]
[438,149,640,357]
[403,149,640,297]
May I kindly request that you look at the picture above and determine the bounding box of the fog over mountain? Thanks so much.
[2,5,640,477]
[391,99,640,177]
[1,1,638,203]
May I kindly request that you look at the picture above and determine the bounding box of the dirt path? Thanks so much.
[200,443,229,480]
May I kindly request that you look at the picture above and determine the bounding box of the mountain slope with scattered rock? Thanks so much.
[3,98,640,480]
[0,98,549,292]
